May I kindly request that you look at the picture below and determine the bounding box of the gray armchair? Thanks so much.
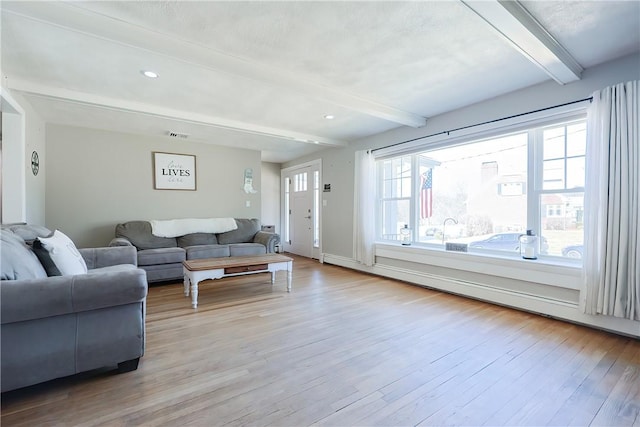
[0,226,148,392]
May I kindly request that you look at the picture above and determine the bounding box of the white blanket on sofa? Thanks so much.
[150,218,237,238]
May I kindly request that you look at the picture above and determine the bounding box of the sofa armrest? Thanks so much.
[74,265,147,312]
[109,237,134,247]
[253,231,280,253]
[1,265,147,324]
[80,246,138,269]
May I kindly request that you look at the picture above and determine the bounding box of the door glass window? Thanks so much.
[294,172,308,192]
[314,170,320,248]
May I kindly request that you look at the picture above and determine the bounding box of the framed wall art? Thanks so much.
[153,151,197,190]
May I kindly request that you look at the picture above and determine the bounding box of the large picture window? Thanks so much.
[377,117,586,261]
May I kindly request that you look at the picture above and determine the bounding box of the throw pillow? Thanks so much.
[32,239,61,276]
[33,230,88,276]
[217,219,260,244]
[177,232,218,247]
[115,221,177,249]
[0,230,48,280]
[5,224,52,245]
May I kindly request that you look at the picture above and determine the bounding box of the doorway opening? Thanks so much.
[281,160,321,259]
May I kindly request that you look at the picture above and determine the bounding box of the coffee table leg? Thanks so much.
[287,266,292,293]
[191,281,199,308]
[184,274,190,296]
[271,271,276,284]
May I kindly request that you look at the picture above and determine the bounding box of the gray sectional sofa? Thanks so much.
[1,224,148,392]
[109,218,280,283]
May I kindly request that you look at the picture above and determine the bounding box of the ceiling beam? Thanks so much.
[3,2,427,128]
[9,78,347,148]
[461,0,583,84]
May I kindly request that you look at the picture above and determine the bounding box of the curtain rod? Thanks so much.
[371,96,593,153]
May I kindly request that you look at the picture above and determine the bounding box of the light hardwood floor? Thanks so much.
[2,255,639,426]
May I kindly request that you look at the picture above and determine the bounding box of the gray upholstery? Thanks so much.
[0,226,148,392]
[72,266,147,312]
[75,304,144,373]
[229,243,267,257]
[253,231,279,253]
[185,244,230,260]
[0,265,145,323]
[142,264,184,283]
[110,218,280,283]
[2,315,76,392]
[0,230,47,280]
[79,246,138,269]
[137,247,186,266]
[177,233,218,247]
[217,218,261,244]
[3,223,52,243]
[115,221,177,249]
[110,237,134,247]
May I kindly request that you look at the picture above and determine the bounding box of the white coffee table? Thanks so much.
[183,254,293,308]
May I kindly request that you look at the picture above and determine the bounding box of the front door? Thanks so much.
[286,168,314,258]
[282,161,322,259]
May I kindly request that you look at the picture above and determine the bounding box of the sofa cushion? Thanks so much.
[0,230,47,280]
[229,243,267,257]
[141,263,184,283]
[217,218,261,244]
[137,247,186,266]
[177,233,218,247]
[32,230,88,276]
[116,221,177,250]
[3,224,52,244]
[185,244,230,260]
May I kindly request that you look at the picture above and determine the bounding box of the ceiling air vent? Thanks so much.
[167,131,189,139]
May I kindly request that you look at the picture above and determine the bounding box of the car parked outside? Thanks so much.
[469,232,549,254]
[561,244,583,259]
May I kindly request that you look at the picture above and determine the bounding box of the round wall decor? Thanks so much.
[31,151,40,176]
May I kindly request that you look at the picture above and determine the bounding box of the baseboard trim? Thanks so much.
[321,253,640,337]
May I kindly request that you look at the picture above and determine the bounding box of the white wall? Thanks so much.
[16,93,46,225]
[284,53,640,336]
[0,109,24,223]
[261,161,281,233]
[1,88,46,224]
[46,124,262,247]
[286,53,640,259]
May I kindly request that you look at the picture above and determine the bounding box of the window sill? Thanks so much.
[375,242,582,290]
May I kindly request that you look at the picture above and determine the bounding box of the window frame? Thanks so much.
[377,155,416,242]
[374,111,587,265]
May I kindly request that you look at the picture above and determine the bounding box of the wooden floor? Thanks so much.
[2,255,639,426]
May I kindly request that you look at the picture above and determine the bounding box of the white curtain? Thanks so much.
[582,80,639,321]
[353,150,376,266]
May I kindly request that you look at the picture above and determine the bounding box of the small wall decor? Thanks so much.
[153,151,196,190]
[243,168,257,194]
[31,151,40,176]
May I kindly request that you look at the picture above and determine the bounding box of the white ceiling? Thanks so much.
[2,1,639,162]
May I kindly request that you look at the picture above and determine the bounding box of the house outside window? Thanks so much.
[376,117,586,261]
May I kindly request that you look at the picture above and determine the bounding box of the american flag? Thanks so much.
[420,169,433,219]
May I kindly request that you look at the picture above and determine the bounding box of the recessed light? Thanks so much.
[141,70,159,79]
[324,114,335,120]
